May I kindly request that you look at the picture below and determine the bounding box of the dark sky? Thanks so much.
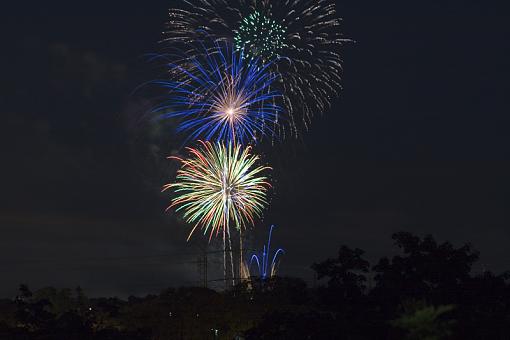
[1,1,509,298]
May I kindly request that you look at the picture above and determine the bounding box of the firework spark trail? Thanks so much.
[153,42,283,144]
[163,141,271,285]
[163,141,271,242]
[164,0,349,137]
[249,224,284,279]
[234,11,287,62]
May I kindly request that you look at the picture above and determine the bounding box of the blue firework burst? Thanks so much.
[249,225,284,279]
[153,42,282,144]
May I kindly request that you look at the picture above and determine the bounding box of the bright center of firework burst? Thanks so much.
[226,107,235,118]
[163,141,271,240]
[212,83,248,126]
[215,103,245,125]
[221,171,233,202]
[234,11,287,61]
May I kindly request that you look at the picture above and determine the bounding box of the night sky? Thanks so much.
[2,1,509,297]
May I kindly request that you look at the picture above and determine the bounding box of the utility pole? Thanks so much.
[203,250,208,288]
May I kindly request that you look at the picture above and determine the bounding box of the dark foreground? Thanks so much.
[1,232,509,339]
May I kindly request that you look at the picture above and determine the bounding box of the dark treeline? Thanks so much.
[1,232,509,339]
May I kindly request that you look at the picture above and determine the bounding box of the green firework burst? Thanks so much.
[163,141,271,241]
[234,11,287,61]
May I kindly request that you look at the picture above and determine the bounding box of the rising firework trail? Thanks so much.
[164,0,349,137]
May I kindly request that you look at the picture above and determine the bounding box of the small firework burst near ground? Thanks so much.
[153,43,282,144]
[163,140,271,241]
[249,224,284,279]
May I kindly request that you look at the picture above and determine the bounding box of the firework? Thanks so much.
[153,43,282,144]
[164,0,349,136]
[163,141,271,241]
[234,11,287,62]
[249,225,284,279]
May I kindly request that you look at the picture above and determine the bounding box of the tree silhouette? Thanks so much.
[2,232,509,339]
[312,245,369,299]
[312,246,373,337]
[372,232,479,312]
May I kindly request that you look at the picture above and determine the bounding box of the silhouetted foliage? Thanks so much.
[312,245,369,303]
[245,308,337,340]
[391,301,455,340]
[1,232,509,339]
[372,232,479,313]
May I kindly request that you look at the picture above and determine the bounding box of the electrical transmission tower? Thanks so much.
[196,245,208,288]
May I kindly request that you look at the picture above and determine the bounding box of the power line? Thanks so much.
[1,248,259,266]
